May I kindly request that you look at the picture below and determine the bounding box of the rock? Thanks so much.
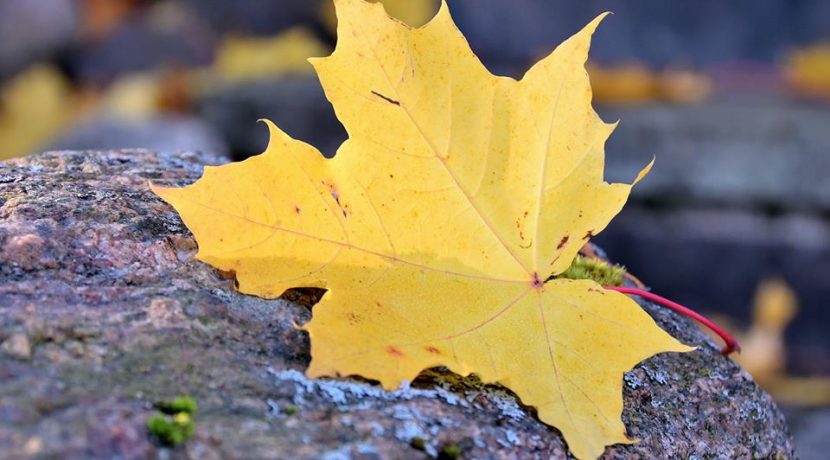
[599,98,830,212]
[180,0,322,36]
[65,2,215,85]
[46,116,228,158]
[0,149,795,458]
[1,333,31,361]
[783,407,830,460]
[0,0,78,80]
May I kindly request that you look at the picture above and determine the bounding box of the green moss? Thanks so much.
[154,396,198,415]
[409,437,426,451]
[556,255,626,287]
[147,412,195,446]
[147,396,198,446]
[282,405,299,416]
[438,443,462,460]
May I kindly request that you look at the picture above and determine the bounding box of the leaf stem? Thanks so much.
[604,286,740,356]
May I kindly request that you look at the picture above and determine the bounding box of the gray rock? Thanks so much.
[46,116,228,158]
[1,332,31,361]
[0,0,78,80]
[65,2,215,85]
[784,407,830,460]
[0,149,795,458]
[197,77,346,159]
[180,0,322,36]
[600,98,830,212]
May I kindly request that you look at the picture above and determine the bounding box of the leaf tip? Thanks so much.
[632,157,655,185]
[436,0,451,18]
[585,11,612,34]
[258,118,292,149]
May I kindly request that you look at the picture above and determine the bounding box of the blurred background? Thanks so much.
[0,0,828,455]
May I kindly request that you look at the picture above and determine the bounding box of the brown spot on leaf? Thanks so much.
[346,312,361,324]
[557,235,570,249]
[324,184,349,218]
[583,230,595,240]
[385,346,404,357]
[371,90,400,106]
[294,205,302,214]
[425,346,441,354]
[217,268,237,280]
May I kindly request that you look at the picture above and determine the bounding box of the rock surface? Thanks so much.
[0,149,795,459]
[46,116,228,158]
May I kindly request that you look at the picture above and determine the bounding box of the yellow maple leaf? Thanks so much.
[152,1,692,458]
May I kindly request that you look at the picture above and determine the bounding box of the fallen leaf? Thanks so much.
[729,279,830,407]
[212,27,331,82]
[152,1,692,458]
[588,62,711,104]
[740,278,797,380]
[99,67,192,119]
[99,73,163,119]
[0,65,81,161]
[785,42,830,101]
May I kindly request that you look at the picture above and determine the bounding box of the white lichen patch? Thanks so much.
[466,388,527,421]
[267,368,469,409]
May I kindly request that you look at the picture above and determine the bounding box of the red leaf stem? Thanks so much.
[604,286,740,356]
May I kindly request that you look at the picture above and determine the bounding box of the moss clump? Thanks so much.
[409,436,426,451]
[556,255,626,287]
[154,395,198,415]
[147,412,195,446]
[282,405,299,416]
[438,443,462,459]
[147,396,197,446]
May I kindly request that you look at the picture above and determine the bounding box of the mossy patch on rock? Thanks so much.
[556,255,626,286]
[147,396,198,446]
[154,395,198,415]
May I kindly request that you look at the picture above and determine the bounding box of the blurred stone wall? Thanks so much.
[595,100,830,375]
